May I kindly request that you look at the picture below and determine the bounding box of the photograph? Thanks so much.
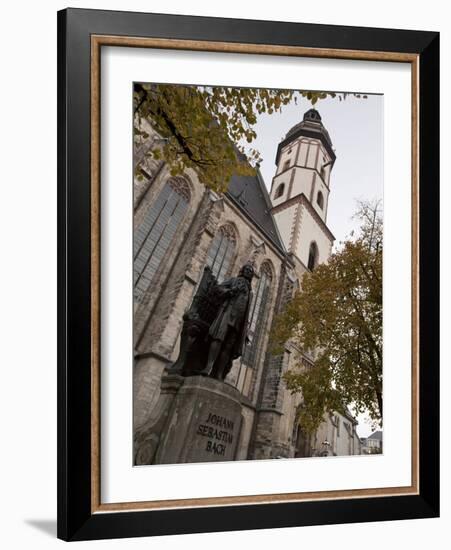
[132,82,383,466]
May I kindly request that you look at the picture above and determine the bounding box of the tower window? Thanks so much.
[134,177,190,301]
[283,160,291,171]
[206,224,236,282]
[308,242,318,271]
[317,191,324,209]
[275,183,285,199]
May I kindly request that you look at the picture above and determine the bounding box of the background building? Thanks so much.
[361,430,383,454]
[133,103,361,459]
[295,409,362,457]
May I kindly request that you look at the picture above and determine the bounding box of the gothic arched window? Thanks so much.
[317,191,324,209]
[242,262,273,368]
[275,183,285,199]
[308,241,318,271]
[134,177,190,301]
[206,224,237,282]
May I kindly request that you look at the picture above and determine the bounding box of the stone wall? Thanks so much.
[249,263,298,459]
[132,127,288,434]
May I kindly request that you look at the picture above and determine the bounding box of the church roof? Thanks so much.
[226,168,286,255]
[276,108,336,165]
[367,430,383,441]
[285,108,331,142]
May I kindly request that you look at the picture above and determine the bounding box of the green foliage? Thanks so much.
[271,201,383,434]
[134,84,364,192]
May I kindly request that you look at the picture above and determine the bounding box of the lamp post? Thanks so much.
[321,439,331,457]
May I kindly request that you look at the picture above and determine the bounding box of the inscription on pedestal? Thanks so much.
[196,413,235,457]
[154,376,243,465]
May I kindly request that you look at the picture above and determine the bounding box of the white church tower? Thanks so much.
[270,108,336,269]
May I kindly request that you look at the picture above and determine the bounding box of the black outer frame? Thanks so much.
[57,8,439,542]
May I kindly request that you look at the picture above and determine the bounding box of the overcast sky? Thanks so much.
[249,92,384,438]
[251,92,383,251]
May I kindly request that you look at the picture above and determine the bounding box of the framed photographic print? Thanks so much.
[57,8,439,541]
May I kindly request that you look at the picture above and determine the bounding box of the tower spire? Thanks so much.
[270,109,335,269]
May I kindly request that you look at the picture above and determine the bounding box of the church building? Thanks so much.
[133,106,361,460]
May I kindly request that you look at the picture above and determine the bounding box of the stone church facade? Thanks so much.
[133,107,361,460]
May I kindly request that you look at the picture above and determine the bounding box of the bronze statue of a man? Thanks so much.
[199,263,254,380]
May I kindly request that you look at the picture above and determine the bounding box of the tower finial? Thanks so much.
[303,108,322,122]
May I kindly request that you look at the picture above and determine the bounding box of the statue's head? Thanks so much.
[239,263,255,281]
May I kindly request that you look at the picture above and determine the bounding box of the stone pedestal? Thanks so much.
[134,374,243,465]
[134,373,185,465]
[155,376,243,464]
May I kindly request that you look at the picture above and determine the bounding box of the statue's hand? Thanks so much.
[222,286,237,298]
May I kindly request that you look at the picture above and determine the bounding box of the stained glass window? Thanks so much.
[134,178,190,302]
[242,263,273,368]
[206,224,236,282]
